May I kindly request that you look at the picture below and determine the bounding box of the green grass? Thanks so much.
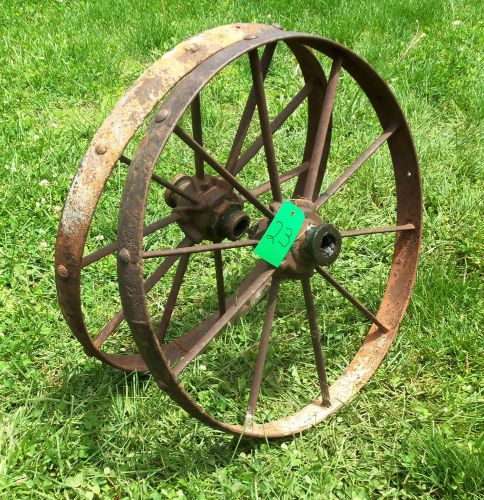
[0,0,483,498]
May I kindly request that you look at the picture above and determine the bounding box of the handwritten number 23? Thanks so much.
[267,221,292,248]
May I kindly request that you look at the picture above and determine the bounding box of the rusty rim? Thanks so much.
[54,24,322,372]
[116,27,422,438]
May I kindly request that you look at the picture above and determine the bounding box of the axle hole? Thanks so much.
[233,218,249,238]
[321,233,337,257]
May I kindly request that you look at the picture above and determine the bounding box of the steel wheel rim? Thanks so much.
[117,28,422,438]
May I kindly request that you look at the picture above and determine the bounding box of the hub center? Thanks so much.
[250,200,343,279]
[305,223,342,267]
[164,174,250,243]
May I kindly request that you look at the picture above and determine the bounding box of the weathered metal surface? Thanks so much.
[305,223,342,266]
[57,23,422,439]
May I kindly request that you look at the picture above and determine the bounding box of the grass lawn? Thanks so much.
[0,0,482,498]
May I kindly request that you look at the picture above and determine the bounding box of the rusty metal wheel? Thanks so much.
[59,23,422,438]
[55,24,287,372]
[117,24,422,438]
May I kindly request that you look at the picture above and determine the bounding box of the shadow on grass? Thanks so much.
[47,254,385,479]
[50,357,296,478]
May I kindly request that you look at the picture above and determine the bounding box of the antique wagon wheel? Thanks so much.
[116,24,422,438]
[55,24,326,373]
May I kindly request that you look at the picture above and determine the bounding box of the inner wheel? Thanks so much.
[117,25,422,438]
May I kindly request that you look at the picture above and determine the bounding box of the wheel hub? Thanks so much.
[165,174,250,243]
[249,199,342,278]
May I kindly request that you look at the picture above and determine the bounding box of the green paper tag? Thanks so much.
[253,201,305,267]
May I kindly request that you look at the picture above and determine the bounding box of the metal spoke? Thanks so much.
[248,49,281,201]
[93,238,192,348]
[163,261,269,363]
[157,254,190,342]
[151,173,200,204]
[315,122,399,208]
[315,266,388,332]
[213,249,226,316]
[248,161,310,198]
[233,79,316,176]
[119,154,132,166]
[303,57,343,200]
[144,237,192,291]
[191,94,204,179]
[142,239,258,259]
[341,223,415,238]
[301,278,330,406]
[118,154,200,204]
[173,126,273,219]
[245,278,280,423]
[82,213,179,268]
[92,310,124,349]
[226,43,277,173]
[173,267,275,375]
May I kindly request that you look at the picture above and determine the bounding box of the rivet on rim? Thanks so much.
[95,143,107,155]
[57,265,69,278]
[244,34,258,40]
[186,42,200,53]
[155,109,169,123]
[118,248,131,264]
